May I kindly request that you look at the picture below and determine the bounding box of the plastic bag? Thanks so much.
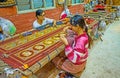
[0,17,16,37]
[99,20,106,31]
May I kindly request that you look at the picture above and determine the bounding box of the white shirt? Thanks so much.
[33,18,53,29]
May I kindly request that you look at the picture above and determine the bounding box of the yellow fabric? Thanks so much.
[23,64,29,69]
[22,76,28,78]
[84,0,91,3]
[106,0,120,5]
[112,0,120,5]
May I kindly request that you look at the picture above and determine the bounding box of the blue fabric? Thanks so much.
[22,31,32,36]
[0,33,5,40]
[36,21,63,30]
[36,25,46,30]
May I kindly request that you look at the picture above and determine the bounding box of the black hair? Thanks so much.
[70,15,86,29]
[36,9,44,18]
[70,15,93,48]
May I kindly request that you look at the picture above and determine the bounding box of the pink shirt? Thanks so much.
[65,32,89,65]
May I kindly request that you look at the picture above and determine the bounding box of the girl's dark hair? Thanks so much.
[70,15,93,48]
[36,9,44,18]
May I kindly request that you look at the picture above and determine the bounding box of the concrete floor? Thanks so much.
[80,20,120,78]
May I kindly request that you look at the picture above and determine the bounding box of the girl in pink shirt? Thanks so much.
[52,15,93,77]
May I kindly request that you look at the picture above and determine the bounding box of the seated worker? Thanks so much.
[0,17,16,39]
[33,9,56,29]
[60,6,71,24]
[94,2,105,11]
[52,15,93,77]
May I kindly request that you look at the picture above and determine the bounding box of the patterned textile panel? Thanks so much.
[23,44,65,76]
[0,25,65,71]
[106,0,120,5]
[0,0,16,7]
